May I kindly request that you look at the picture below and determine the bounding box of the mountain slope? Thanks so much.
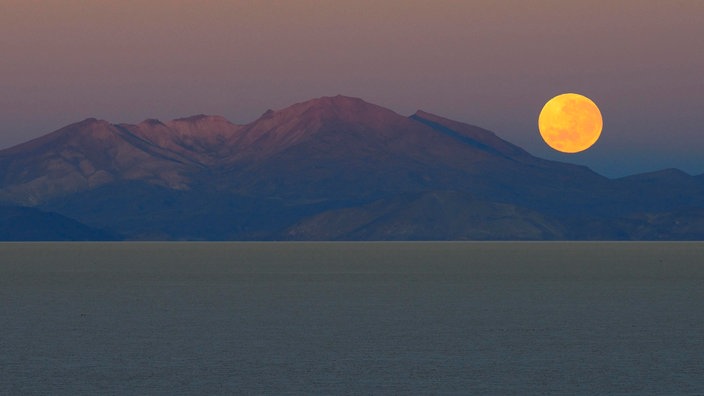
[285,191,566,240]
[121,115,242,165]
[0,118,199,205]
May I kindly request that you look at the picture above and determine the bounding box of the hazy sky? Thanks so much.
[2,0,703,177]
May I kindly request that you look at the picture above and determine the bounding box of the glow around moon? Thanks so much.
[538,93,603,153]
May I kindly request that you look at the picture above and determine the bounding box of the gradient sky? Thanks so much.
[1,0,702,177]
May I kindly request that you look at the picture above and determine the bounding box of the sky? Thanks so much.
[1,0,703,177]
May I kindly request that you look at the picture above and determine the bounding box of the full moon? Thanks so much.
[538,93,603,153]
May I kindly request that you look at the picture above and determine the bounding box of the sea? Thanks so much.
[1,242,703,395]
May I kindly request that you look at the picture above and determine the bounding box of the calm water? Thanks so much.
[1,242,703,395]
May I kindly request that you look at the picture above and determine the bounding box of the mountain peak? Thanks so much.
[306,94,367,107]
[284,95,393,118]
[234,95,409,156]
[0,117,114,156]
[140,118,165,126]
[174,114,209,122]
[79,117,100,124]
[170,114,232,124]
[71,117,112,129]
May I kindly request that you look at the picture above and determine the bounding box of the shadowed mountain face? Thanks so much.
[1,95,702,240]
[0,205,117,241]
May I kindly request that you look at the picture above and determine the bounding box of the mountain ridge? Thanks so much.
[1,95,702,240]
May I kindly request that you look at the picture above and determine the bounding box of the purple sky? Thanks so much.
[1,1,703,177]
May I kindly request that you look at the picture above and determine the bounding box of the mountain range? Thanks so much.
[1,95,703,240]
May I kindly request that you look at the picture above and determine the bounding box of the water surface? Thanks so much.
[1,242,703,395]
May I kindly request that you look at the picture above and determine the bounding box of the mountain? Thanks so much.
[0,95,702,240]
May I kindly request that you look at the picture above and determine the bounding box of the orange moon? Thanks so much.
[538,93,603,153]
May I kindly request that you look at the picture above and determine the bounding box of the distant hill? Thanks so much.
[0,95,702,240]
[0,205,117,241]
